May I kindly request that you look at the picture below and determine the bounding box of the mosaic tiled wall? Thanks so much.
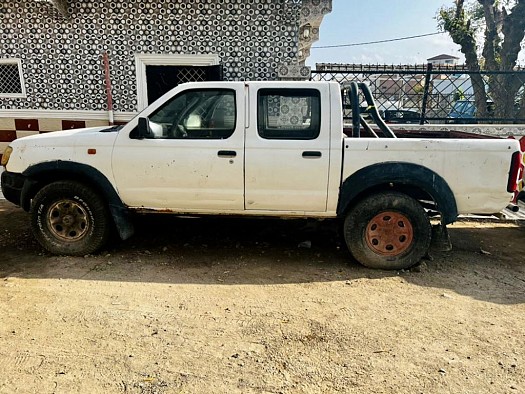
[0,0,302,113]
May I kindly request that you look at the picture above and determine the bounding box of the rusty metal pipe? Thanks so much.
[103,52,114,126]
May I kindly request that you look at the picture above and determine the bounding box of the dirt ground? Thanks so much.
[0,200,524,394]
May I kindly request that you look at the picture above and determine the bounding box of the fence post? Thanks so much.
[420,63,433,125]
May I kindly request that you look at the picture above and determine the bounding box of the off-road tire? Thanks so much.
[344,192,431,270]
[30,181,111,256]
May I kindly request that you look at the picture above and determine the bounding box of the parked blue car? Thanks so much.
[447,100,495,123]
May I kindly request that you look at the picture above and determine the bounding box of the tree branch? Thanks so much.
[455,0,465,18]
[478,0,501,70]
[440,4,489,116]
[500,0,525,70]
[50,0,68,17]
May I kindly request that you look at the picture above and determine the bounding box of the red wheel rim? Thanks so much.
[365,211,414,256]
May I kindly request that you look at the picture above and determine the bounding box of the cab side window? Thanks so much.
[144,89,236,139]
[257,89,321,140]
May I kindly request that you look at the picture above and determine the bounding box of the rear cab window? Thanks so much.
[257,89,321,140]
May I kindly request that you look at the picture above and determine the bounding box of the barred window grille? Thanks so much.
[0,59,25,97]
[177,67,207,84]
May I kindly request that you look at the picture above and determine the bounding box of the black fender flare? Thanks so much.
[22,161,134,240]
[337,162,458,224]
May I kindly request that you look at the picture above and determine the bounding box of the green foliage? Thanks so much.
[470,2,485,21]
[454,88,466,101]
[439,7,472,43]
[413,83,424,95]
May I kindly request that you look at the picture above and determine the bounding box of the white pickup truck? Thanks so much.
[1,81,523,270]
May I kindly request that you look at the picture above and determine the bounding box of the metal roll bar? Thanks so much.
[345,82,397,138]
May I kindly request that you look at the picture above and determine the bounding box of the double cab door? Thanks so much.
[111,82,331,214]
[244,82,331,212]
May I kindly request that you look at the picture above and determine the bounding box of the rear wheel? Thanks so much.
[30,181,111,255]
[344,192,431,270]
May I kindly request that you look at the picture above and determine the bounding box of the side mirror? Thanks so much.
[137,117,152,139]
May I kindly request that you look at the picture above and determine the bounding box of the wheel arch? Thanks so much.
[337,162,458,224]
[22,161,134,240]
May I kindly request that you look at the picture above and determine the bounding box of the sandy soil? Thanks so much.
[1,200,524,393]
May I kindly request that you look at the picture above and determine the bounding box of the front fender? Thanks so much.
[22,161,134,240]
[338,162,458,224]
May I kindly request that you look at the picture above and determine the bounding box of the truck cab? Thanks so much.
[112,82,340,214]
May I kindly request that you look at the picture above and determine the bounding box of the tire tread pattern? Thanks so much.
[344,191,431,270]
[30,181,110,256]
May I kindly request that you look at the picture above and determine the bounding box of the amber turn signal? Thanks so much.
[1,146,12,167]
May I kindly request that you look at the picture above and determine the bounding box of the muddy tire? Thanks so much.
[344,192,431,270]
[30,181,111,256]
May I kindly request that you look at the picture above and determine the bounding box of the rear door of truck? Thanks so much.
[244,82,331,212]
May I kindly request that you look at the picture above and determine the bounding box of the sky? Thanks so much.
[305,0,469,66]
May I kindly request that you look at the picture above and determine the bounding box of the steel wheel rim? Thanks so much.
[365,211,414,256]
[47,199,90,242]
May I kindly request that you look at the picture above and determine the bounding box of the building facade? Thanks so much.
[427,54,460,67]
[0,0,331,151]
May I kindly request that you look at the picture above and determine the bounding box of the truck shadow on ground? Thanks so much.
[1,202,524,305]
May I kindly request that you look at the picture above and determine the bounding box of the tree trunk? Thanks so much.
[50,0,68,17]
[440,2,489,118]
[486,0,525,120]
[441,0,525,122]
[478,0,501,71]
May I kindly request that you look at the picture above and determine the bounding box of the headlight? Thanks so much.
[1,146,13,167]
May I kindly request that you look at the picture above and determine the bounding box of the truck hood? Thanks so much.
[10,126,118,148]
[5,126,121,174]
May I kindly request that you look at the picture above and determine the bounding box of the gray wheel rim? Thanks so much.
[47,199,90,241]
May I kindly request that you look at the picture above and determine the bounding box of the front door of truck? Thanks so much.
[244,83,331,212]
[112,83,245,211]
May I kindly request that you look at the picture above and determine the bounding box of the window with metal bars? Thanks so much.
[0,59,25,97]
[145,65,223,105]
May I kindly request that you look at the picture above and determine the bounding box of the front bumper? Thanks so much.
[1,170,26,207]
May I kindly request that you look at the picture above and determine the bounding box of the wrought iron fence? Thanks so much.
[311,63,525,124]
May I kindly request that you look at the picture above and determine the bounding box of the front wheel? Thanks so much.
[344,192,431,270]
[30,181,111,256]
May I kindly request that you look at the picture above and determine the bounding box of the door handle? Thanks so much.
[302,151,322,158]
[218,150,237,158]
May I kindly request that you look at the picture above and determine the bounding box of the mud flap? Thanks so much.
[431,223,452,252]
[109,204,135,240]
